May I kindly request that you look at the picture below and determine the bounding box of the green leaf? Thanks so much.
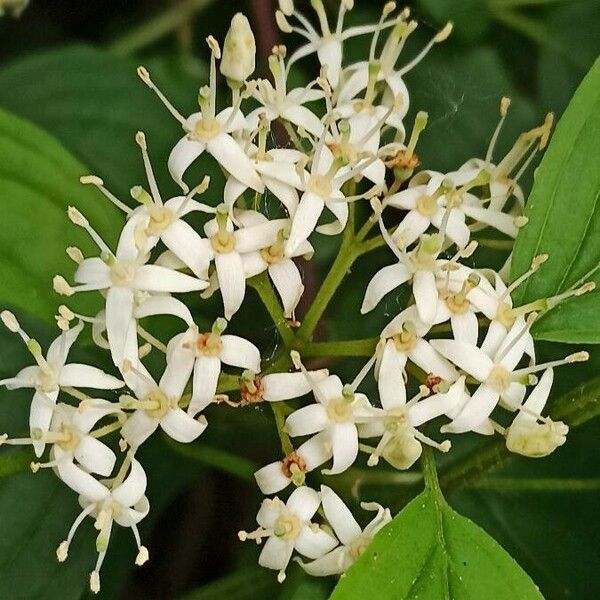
[511,58,600,343]
[0,107,121,323]
[330,489,542,600]
[180,567,277,600]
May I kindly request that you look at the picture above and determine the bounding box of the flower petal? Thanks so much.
[105,286,135,366]
[259,536,294,572]
[285,192,325,257]
[134,264,207,292]
[285,405,328,437]
[29,389,58,457]
[121,410,159,448]
[450,311,479,347]
[409,377,467,427]
[168,135,206,192]
[254,461,290,495]
[323,422,358,475]
[58,364,123,389]
[298,547,349,576]
[160,408,207,442]
[320,485,361,545]
[74,435,116,477]
[208,133,263,192]
[215,251,246,320]
[443,384,499,433]
[112,458,147,507]
[47,320,84,368]
[294,525,338,559]
[262,370,328,402]
[269,259,304,318]
[360,263,410,313]
[56,459,109,502]
[430,339,493,382]
[378,340,406,410]
[413,270,438,324]
[189,355,221,415]
[161,220,212,280]
[220,335,261,371]
[286,485,321,521]
[281,104,324,137]
[408,339,458,382]
[298,430,333,471]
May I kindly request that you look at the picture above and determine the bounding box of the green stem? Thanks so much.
[476,238,514,250]
[439,376,600,495]
[303,338,379,358]
[467,477,600,493]
[249,272,296,348]
[108,0,214,56]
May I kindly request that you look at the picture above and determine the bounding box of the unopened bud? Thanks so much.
[221,13,256,83]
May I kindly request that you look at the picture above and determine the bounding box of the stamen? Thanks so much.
[349,354,377,392]
[310,0,331,36]
[501,254,548,302]
[397,22,452,76]
[57,504,96,563]
[137,66,186,125]
[135,131,162,206]
[513,351,589,377]
[486,96,511,163]
[80,175,132,214]
[67,207,112,255]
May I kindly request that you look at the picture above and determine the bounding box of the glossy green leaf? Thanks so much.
[511,58,600,343]
[330,488,542,600]
[0,107,121,323]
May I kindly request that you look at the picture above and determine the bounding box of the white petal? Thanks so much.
[220,335,261,371]
[74,435,116,477]
[480,320,508,357]
[318,195,348,235]
[112,458,147,507]
[121,410,159,448]
[160,408,207,442]
[264,176,300,216]
[285,405,328,437]
[46,321,84,368]
[408,339,458,382]
[413,270,438,324]
[161,220,212,280]
[215,251,246,320]
[254,461,290,495]
[386,186,424,210]
[234,219,285,253]
[497,317,529,371]
[324,422,358,475]
[134,295,193,325]
[409,377,467,426]
[269,259,304,318]
[295,525,338,559]
[317,38,342,87]
[207,133,263,192]
[224,176,247,208]
[159,351,194,400]
[285,192,325,257]
[259,537,294,571]
[29,389,58,457]
[501,382,526,411]
[134,264,207,292]
[105,287,135,366]
[287,485,321,521]
[58,364,123,389]
[168,135,206,192]
[431,208,470,248]
[316,375,344,403]
[430,339,493,382]
[378,340,406,410]
[298,547,349,576]
[189,356,221,415]
[450,311,479,347]
[337,63,368,104]
[256,497,283,528]
[298,430,333,471]
[262,370,328,402]
[72,398,119,433]
[444,384,500,433]
[73,257,111,287]
[281,104,324,137]
[360,263,410,313]
[56,459,109,502]
[392,210,431,248]
[242,251,268,278]
[320,485,361,545]
[462,205,518,238]
[513,368,553,425]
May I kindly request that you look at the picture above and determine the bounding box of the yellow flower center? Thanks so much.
[110,261,136,286]
[326,397,353,423]
[144,389,173,419]
[416,194,438,216]
[147,206,174,236]
[487,365,510,392]
[210,231,236,253]
[195,332,223,357]
[307,174,332,199]
[274,514,301,540]
[193,117,221,141]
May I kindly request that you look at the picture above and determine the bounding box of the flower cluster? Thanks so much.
[0,0,593,592]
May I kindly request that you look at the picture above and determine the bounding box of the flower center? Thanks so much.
[496,302,516,329]
[416,194,438,216]
[349,534,371,561]
[144,389,172,419]
[307,174,332,199]
[210,231,236,253]
[273,514,301,540]
[195,332,223,357]
[382,431,422,470]
[37,367,58,393]
[326,397,353,422]
[487,365,510,392]
[56,424,80,452]
[260,243,284,264]
[193,117,221,141]
[147,206,174,235]
[445,293,471,314]
[240,376,264,405]
[392,330,416,352]
[110,261,136,286]
[281,451,307,479]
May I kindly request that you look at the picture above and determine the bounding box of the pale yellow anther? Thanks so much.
[531,254,548,270]
[290,350,302,370]
[238,530,248,541]
[119,438,128,452]
[80,175,104,186]
[514,215,528,228]
[279,0,294,16]
[30,462,40,473]
[539,113,554,150]
[500,96,511,117]
[439,440,451,452]
[434,22,453,43]
[66,246,84,264]
[138,343,152,359]
[1,310,20,333]
[56,541,69,562]
[575,281,596,296]
[567,351,589,363]
[53,275,74,297]
[90,571,100,594]
[0,434,8,446]
[135,131,147,149]
[276,10,292,33]
[67,206,88,227]
[135,546,149,566]
[206,35,221,59]
[137,65,151,86]
[382,1,396,18]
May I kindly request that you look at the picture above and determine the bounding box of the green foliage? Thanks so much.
[0,107,121,323]
[512,58,600,343]
[331,487,542,600]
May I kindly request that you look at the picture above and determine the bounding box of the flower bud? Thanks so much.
[220,13,256,84]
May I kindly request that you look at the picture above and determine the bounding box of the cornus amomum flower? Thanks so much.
[1,2,589,592]
[296,486,391,576]
[0,312,122,456]
[55,205,208,365]
[504,368,568,457]
[283,352,380,475]
[238,485,337,582]
[56,456,150,594]
[168,317,260,415]
[138,40,263,194]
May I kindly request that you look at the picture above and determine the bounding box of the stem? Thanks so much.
[467,477,600,493]
[439,376,600,495]
[108,0,214,56]
[476,238,514,250]
[303,338,379,358]
[248,272,296,348]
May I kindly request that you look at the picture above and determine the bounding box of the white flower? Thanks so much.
[119,352,206,448]
[283,353,380,475]
[505,368,568,457]
[246,47,325,136]
[278,0,398,89]
[137,42,263,194]
[56,207,207,367]
[297,485,391,576]
[55,457,150,595]
[238,486,337,582]
[197,205,293,319]
[432,322,588,433]
[167,317,260,416]
[220,13,256,84]
[0,313,123,457]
